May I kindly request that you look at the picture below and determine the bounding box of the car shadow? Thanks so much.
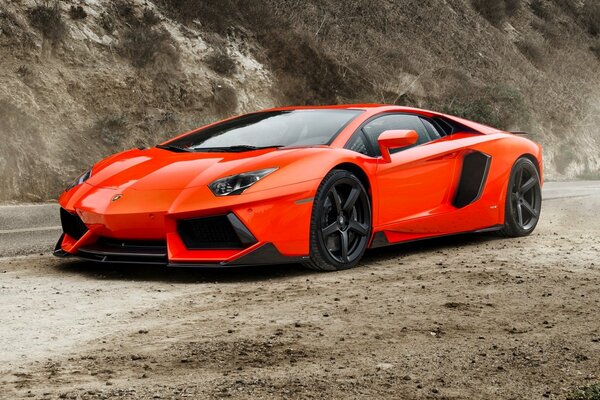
[362,231,500,264]
[54,258,313,284]
[53,232,502,283]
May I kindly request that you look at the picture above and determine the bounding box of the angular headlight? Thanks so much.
[65,169,92,192]
[209,168,277,196]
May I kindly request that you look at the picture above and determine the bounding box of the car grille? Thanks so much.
[60,208,88,240]
[177,214,256,250]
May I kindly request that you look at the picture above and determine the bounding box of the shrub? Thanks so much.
[531,0,552,20]
[516,38,545,67]
[27,2,66,42]
[590,42,600,60]
[552,0,579,17]
[16,65,32,78]
[69,5,87,20]
[212,81,238,115]
[113,0,135,22]
[554,143,577,174]
[442,84,530,129]
[505,0,521,17]
[0,7,23,37]
[583,1,600,36]
[91,114,128,146]
[99,12,115,33]
[567,382,600,400]
[472,0,521,25]
[120,25,179,68]
[142,8,161,25]
[205,50,236,76]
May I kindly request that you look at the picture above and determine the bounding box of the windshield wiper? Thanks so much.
[156,144,192,153]
[193,145,286,152]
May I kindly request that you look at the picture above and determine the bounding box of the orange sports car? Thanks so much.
[55,104,543,271]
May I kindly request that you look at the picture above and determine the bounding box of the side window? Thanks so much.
[345,132,370,156]
[420,118,442,141]
[361,114,431,155]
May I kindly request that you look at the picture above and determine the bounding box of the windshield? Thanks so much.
[162,109,362,152]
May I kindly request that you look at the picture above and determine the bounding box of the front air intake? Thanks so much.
[59,208,88,240]
[177,213,257,250]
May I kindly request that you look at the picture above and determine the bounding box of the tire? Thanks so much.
[303,169,372,271]
[499,157,542,237]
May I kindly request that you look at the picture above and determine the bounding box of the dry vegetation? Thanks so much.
[27,2,66,43]
[0,0,600,201]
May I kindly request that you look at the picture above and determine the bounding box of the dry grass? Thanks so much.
[27,2,66,42]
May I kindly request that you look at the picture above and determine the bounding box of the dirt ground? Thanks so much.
[1,193,599,399]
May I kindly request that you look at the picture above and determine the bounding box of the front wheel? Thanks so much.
[303,169,372,271]
[499,157,542,237]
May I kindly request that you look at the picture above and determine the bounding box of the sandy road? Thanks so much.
[0,182,599,399]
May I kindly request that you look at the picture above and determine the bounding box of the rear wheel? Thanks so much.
[499,157,542,237]
[303,169,372,271]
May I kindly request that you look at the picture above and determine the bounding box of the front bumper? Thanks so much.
[55,179,317,266]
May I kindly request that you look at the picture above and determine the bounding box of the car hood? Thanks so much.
[86,147,327,191]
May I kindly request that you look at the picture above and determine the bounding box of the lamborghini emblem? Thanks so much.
[111,194,123,202]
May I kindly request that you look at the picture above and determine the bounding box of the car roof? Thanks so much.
[264,104,505,135]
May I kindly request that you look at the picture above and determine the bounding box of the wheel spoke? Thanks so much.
[322,222,338,238]
[330,187,342,213]
[521,199,538,218]
[340,230,349,262]
[520,177,536,194]
[516,203,524,226]
[343,187,360,213]
[516,167,524,188]
[511,192,520,204]
[349,221,368,236]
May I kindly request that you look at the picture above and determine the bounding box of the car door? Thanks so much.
[359,113,459,232]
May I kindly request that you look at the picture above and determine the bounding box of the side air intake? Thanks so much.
[60,208,88,240]
[453,151,491,208]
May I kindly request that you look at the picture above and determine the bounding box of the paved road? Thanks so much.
[1,181,599,258]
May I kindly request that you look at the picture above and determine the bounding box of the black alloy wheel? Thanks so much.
[304,169,372,271]
[500,157,542,237]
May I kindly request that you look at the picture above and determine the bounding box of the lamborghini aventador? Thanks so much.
[55,104,543,271]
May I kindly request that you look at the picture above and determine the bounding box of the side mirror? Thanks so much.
[378,130,419,162]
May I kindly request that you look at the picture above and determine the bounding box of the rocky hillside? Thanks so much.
[1,0,599,202]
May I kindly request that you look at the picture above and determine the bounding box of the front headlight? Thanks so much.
[65,169,92,192]
[209,168,278,196]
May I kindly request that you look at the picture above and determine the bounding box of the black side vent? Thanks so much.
[177,213,257,250]
[453,151,491,208]
[60,208,88,240]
